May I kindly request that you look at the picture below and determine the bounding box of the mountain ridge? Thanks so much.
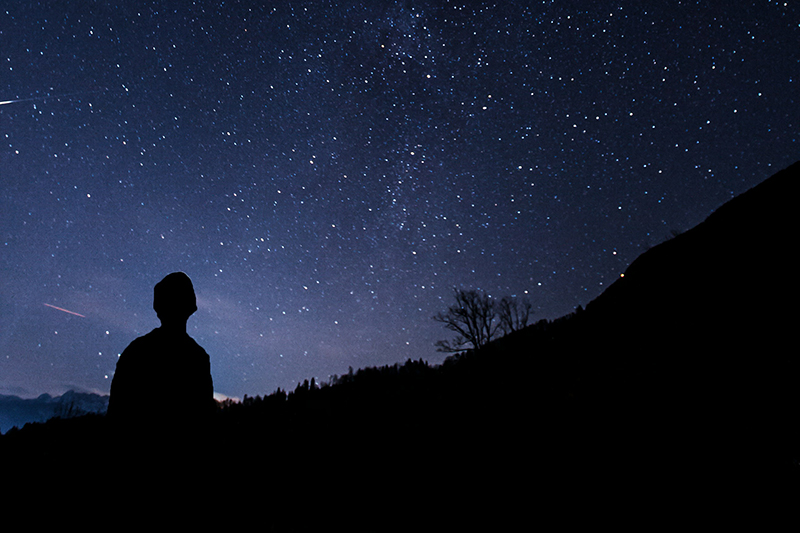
[0,390,108,434]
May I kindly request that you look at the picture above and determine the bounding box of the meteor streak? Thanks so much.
[44,303,86,318]
[0,88,109,106]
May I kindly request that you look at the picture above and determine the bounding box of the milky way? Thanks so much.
[1,1,797,399]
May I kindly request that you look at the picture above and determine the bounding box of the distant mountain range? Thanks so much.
[0,391,108,434]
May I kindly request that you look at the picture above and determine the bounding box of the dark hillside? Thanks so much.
[580,161,799,481]
[2,162,797,523]
[493,160,800,504]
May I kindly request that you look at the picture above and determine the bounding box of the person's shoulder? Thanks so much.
[121,329,160,353]
[186,335,209,354]
[134,328,162,343]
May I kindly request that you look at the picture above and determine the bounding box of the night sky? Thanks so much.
[1,1,797,400]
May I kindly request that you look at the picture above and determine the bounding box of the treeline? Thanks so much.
[0,312,578,493]
[211,305,592,437]
[0,321,560,524]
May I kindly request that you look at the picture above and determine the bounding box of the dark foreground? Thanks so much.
[4,162,800,526]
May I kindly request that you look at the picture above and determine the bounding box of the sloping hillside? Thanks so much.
[2,162,797,523]
[497,160,800,500]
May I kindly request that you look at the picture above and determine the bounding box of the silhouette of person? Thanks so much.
[108,272,214,440]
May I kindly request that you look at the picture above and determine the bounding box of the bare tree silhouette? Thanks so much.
[498,296,532,335]
[433,289,500,352]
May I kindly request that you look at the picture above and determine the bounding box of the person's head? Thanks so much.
[153,272,197,325]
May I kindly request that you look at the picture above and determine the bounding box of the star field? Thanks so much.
[1,1,797,400]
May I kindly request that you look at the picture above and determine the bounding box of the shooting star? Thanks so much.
[44,303,86,318]
[1,88,109,106]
